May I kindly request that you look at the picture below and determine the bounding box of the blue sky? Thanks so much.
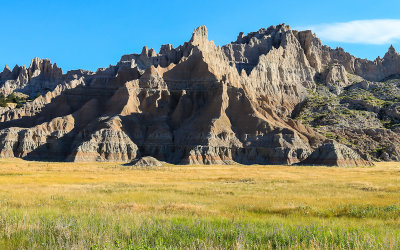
[1,0,400,72]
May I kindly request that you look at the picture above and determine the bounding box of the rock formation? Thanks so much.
[130,156,163,167]
[0,58,63,97]
[299,140,374,167]
[0,24,399,166]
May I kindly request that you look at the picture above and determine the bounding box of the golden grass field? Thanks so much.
[0,159,399,249]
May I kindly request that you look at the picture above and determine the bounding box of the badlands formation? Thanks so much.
[0,24,399,166]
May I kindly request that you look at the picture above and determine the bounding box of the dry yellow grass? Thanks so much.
[1,159,399,214]
[0,159,399,248]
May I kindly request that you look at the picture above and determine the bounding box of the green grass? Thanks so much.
[0,92,29,108]
[0,159,399,249]
[1,210,398,249]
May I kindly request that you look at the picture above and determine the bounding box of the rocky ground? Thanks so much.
[294,77,400,161]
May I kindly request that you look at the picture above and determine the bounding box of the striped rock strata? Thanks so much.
[0,24,395,166]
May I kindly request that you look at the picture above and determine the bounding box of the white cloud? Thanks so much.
[305,19,400,45]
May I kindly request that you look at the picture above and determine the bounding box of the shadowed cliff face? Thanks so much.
[1,24,399,166]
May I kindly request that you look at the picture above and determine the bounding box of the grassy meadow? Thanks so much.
[0,159,399,249]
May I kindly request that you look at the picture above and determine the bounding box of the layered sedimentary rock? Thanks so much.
[0,58,63,97]
[1,24,398,165]
[299,141,374,167]
[295,31,400,81]
[296,73,400,162]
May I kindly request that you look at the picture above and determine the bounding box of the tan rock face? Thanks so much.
[299,141,373,167]
[324,64,349,94]
[130,156,163,167]
[295,31,400,82]
[0,58,63,97]
[0,24,396,166]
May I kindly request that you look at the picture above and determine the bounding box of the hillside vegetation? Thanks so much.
[295,77,400,161]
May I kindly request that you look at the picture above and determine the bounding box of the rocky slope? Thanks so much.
[294,78,400,161]
[0,24,399,165]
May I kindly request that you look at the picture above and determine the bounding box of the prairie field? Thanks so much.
[0,159,399,249]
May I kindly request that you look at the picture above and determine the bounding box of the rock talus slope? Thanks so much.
[1,24,399,166]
